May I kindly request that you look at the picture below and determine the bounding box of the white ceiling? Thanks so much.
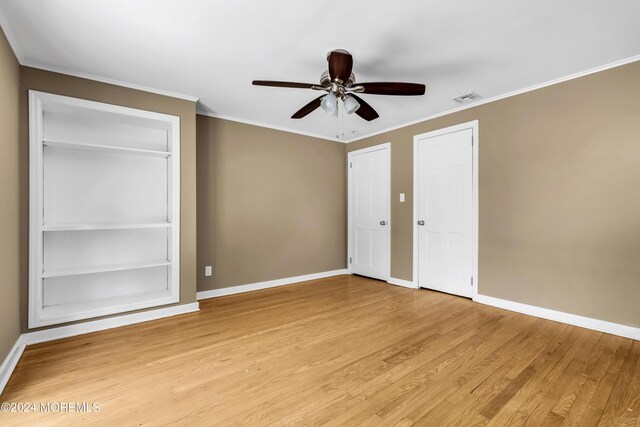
[1,0,639,142]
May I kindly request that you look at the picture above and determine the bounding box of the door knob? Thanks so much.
[417,220,425,226]
[380,221,386,226]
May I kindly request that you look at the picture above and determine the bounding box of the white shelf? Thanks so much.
[43,260,171,278]
[39,290,175,324]
[42,139,172,157]
[43,222,172,231]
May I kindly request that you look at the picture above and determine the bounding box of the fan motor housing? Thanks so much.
[320,71,356,88]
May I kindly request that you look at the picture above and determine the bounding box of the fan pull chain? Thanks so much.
[341,101,345,138]
[336,101,340,139]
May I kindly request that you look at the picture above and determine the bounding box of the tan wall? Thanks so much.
[19,67,198,331]
[0,29,21,361]
[347,61,640,328]
[197,115,347,291]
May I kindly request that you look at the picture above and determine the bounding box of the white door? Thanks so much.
[349,145,390,281]
[416,128,473,297]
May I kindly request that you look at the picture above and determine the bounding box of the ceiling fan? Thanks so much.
[252,49,426,121]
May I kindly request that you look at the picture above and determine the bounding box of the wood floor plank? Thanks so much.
[599,341,640,426]
[0,275,637,426]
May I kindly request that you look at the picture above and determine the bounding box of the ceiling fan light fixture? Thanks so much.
[321,93,337,114]
[343,95,360,114]
[254,49,425,121]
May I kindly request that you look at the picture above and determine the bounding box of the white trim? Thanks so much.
[387,277,418,289]
[472,123,479,301]
[22,60,199,102]
[30,52,640,142]
[0,335,26,396]
[196,111,342,143]
[1,9,196,101]
[475,294,640,341]
[346,142,392,157]
[2,0,638,145]
[28,90,43,328]
[346,54,640,143]
[24,302,199,345]
[347,143,392,281]
[196,269,349,300]
[410,136,418,285]
[24,53,640,143]
[29,90,185,122]
[413,121,479,300]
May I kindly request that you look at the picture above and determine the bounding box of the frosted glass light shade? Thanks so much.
[343,95,360,114]
[321,93,337,114]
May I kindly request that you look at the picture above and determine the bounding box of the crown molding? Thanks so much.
[344,54,640,143]
[1,6,200,102]
[196,110,345,143]
[203,54,640,144]
[3,3,639,142]
[21,60,200,102]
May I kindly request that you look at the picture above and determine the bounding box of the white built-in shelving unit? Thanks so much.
[29,91,181,328]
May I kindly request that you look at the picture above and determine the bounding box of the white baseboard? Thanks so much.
[387,277,418,289]
[23,302,200,345]
[0,335,26,396]
[197,269,349,300]
[475,294,640,341]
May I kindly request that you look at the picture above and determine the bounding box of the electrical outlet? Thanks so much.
[205,266,213,277]
[400,193,405,203]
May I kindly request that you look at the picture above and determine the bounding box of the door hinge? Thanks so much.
[349,162,352,168]
[471,277,474,286]
[349,257,352,264]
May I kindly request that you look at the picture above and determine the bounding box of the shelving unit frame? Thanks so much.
[29,91,181,328]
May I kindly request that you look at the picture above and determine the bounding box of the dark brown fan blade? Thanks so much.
[357,82,426,96]
[350,95,379,121]
[328,50,353,84]
[253,80,317,89]
[291,96,324,119]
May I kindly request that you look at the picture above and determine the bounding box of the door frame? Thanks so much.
[347,142,391,280]
[412,120,479,300]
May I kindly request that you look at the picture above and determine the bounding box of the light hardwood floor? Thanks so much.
[1,275,638,426]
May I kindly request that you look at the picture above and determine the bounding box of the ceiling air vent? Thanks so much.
[452,92,482,104]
